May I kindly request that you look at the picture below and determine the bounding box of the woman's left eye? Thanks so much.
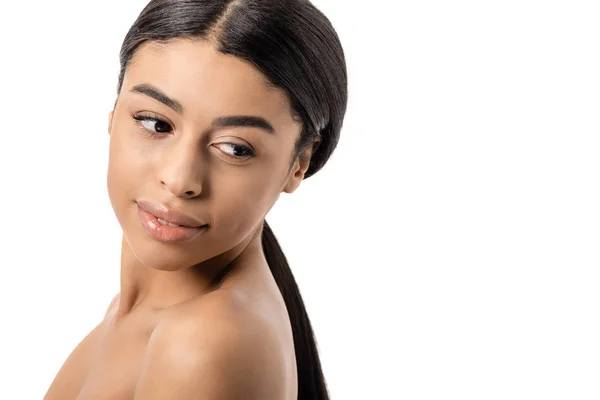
[133,115,173,135]
[214,143,256,159]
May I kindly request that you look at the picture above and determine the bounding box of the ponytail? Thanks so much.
[261,220,330,400]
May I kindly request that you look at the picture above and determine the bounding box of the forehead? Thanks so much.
[122,38,298,127]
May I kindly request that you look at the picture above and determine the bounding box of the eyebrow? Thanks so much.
[130,83,276,134]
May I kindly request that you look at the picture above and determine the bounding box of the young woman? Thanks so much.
[44,0,347,399]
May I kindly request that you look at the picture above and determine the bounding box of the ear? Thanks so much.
[108,110,114,136]
[282,137,322,194]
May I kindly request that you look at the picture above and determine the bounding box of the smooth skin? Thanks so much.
[44,38,320,400]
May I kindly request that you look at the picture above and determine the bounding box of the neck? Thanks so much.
[115,220,266,318]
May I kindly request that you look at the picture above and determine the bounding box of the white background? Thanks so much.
[1,0,599,399]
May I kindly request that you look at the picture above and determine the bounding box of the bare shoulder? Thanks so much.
[104,291,121,317]
[43,293,119,400]
[133,289,290,400]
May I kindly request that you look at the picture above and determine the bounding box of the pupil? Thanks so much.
[155,121,170,133]
[235,146,249,156]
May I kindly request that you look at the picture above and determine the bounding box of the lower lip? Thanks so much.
[137,205,204,243]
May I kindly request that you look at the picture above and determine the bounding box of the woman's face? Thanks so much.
[107,38,312,271]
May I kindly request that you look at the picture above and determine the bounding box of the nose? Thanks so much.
[158,141,204,199]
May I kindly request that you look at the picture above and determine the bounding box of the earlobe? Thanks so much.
[283,171,301,194]
[282,157,301,194]
[282,137,320,194]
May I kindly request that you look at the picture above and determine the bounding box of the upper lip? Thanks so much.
[136,200,205,228]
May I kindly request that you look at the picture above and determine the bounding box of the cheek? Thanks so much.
[107,138,127,222]
[106,131,143,217]
[212,173,279,240]
[107,124,154,184]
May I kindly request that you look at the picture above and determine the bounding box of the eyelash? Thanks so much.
[132,114,256,160]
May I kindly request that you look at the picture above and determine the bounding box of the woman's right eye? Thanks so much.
[132,114,173,136]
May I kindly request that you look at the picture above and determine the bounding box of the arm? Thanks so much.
[132,312,274,400]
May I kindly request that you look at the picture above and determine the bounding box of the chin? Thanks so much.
[121,218,200,272]
[126,237,202,272]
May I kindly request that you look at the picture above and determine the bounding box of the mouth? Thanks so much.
[136,204,207,243]
[135,199,205,228]
[155,217,198,229]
